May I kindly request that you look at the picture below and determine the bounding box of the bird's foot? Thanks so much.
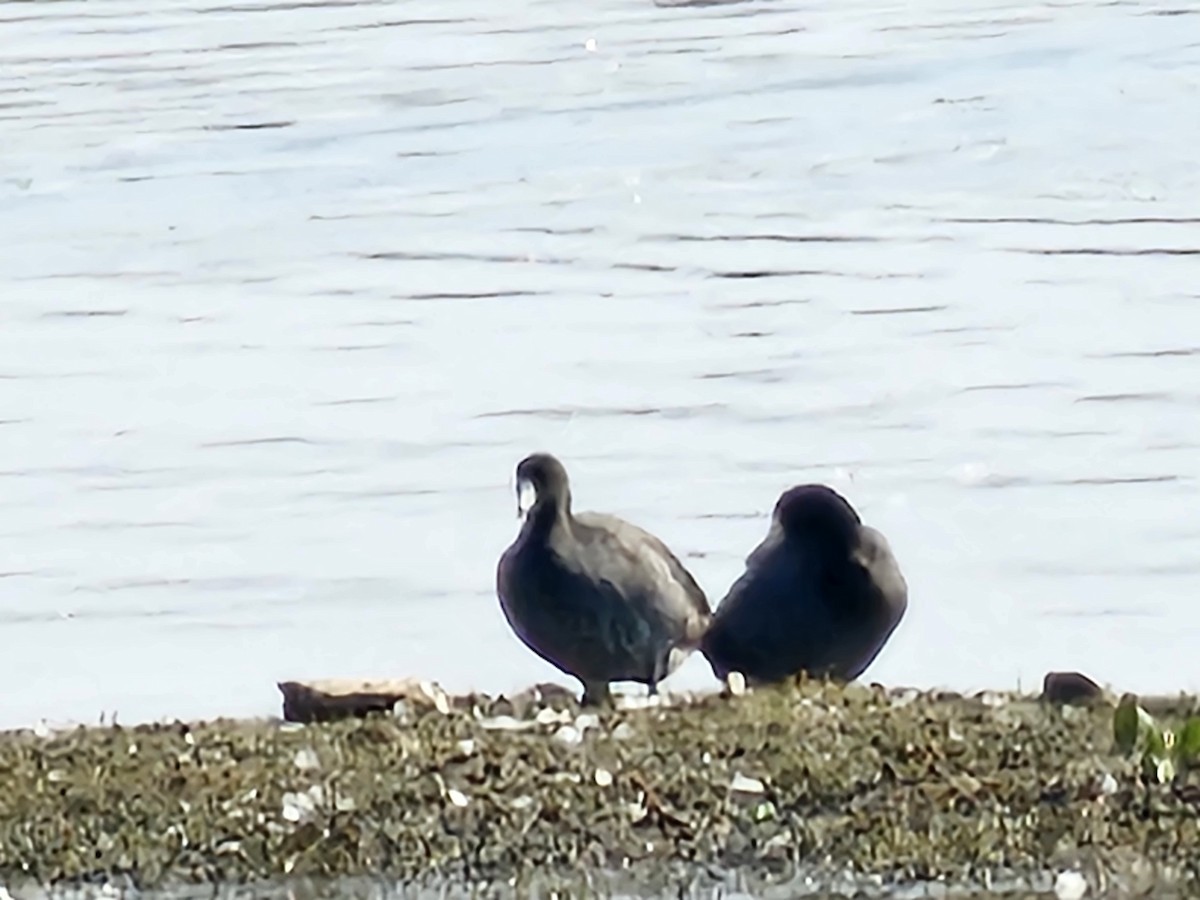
[580,681,613,709]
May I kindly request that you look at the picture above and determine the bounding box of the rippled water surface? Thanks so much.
[2,0,1199,730]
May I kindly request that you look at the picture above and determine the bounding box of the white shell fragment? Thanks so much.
[293,748,320,771]
[1054,870,1088,900]
[724,672,747,697]
[730,772,766,795]
[612,722,635,741]
[281,785,324,824]
[478,715,534,732]
[553,725,583,746]
[536,707,573,726]
[616,693,664,711]
[420,680,451,715]
[1099,772,1118,796]
[594,768,614,787]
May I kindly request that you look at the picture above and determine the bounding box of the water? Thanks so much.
[1,0,1198,732]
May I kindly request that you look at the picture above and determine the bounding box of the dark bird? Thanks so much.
[496,452,713,707]
[700,484,907,687]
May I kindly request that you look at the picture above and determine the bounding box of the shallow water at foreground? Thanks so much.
[1,0,1199,730]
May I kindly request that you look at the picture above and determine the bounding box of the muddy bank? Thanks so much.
[2,678,1199,895]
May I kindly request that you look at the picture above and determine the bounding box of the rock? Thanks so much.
[1041,671,1106,706]
[277,678,450,724]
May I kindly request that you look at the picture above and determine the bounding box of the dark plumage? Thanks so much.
[700,484,907,686]
[496,452,713,706]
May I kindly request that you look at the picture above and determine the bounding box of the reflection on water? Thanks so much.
[1,0,1199,731]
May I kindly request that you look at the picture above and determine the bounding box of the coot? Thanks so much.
[700,484,907,686]
[496,452,713,706]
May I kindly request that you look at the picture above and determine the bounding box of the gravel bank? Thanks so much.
[2,678,1197,896]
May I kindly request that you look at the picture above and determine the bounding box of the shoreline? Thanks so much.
[10,666,1199,739]
[3,674,1199,895]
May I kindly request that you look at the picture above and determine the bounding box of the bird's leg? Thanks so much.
[647,648,673,700]
[580,680,612,708]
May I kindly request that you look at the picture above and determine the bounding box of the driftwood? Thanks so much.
[277,678,451,724]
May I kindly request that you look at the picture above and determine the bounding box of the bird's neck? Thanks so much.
[523,494,571,541]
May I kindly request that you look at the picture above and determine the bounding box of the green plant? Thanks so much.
[1112,693,1200,784]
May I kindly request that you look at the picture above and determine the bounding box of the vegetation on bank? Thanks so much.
[2,678,1199,894]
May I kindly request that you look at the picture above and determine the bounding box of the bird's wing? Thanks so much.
[570,511,712,641]
[850,525,908,619]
